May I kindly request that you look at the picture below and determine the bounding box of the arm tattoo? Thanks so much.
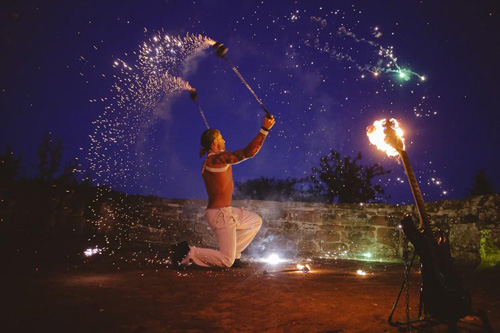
[211,132,267,165]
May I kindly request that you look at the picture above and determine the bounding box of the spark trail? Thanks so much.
[307,18,425,81]
[88,33,214,191]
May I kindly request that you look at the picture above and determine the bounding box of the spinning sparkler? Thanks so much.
[212,41,273,119]
[188,87,210,129]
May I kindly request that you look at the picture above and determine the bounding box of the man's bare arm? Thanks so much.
[212,132,268,165]
[210,115,275,166]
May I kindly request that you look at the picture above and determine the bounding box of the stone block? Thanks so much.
[369,215,388,226]
[265,219,286,229]
[298,222,320,232]
[179,212,201,222]
[449,223,480,267]
[283,221,300,230]
[298,240,320,255]
[376,227,400,247]
[288,210,321,223]
[129,225,164,244]
[315,230,341,243]
[257,206,288,220]
[462,214,478,223]
[253,231,298,256]
[343,226,376,242]
[194,222,210,234]
[349,239,375,254]
[371,244,398,259]
[319,224,344,233]
[321,212,339,224]
[200,233,218,247]
[387,213,405,227]
[320,242,346,254]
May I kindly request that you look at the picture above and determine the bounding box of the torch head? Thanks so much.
[383,118,403,152]
[189,88,197,101]
[366,118,405,157]
[213,41,228,58]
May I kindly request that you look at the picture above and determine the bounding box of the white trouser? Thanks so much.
[183,207,262,267]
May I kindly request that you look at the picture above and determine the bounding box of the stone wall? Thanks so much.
[100,194,500,266]
[2,187,498,266]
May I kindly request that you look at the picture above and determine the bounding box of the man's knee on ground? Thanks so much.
[256,215,263,228]
[221,252,236,268]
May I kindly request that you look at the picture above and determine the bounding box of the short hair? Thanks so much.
[199,129,220,157]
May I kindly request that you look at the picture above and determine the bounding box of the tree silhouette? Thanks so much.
[36,133,63,182]
[311,150,391,203]
[58,157,79,186]
[0,146,21,185]
[468,169,495,196]
[235,150,391,203]
[234,177,324,202]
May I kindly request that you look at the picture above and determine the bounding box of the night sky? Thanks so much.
[1,0,499,204]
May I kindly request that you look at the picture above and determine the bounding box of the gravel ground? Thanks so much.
[2,251,499,332]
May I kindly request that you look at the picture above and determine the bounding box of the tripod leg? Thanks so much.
[418,273,425,320]
[478,310,494,332]
[388,252,417,325]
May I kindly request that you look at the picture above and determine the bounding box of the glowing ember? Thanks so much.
[261,253,286,265]
[296,264,311,272]
[356,269,367,276]
[366,118,405,157]
[84,247,102,257]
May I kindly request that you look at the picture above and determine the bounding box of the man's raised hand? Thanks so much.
[263,115,276,131]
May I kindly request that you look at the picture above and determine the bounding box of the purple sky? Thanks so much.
[1,0,499,204]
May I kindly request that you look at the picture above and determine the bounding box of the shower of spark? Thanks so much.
[88,32,214,189]
[84,246,103,257]
[86,33,216,252]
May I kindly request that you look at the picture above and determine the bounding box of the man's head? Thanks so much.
[200,129,225,156]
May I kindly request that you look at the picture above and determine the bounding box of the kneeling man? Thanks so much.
[172,115,276,268]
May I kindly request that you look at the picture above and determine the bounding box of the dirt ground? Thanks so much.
[2,251,499,332]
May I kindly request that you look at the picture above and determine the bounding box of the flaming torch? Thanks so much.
[162,73,210,129]
[366,118,428,232]
[368,119,473,323]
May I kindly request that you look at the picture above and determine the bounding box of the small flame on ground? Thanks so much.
[261,253,286,265]
[356,269,367,276]
[366,118,405,157]
[297,264,311,272]
[84,247,103,257]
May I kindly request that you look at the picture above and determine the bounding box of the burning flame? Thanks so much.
[261,253,286,265]
[297,264,311,273]
[366,118,405,157]
[356,269,367,276]
[84,247,102,257]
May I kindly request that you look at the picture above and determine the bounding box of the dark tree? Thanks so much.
[311,150,391,203]
[36,133,63,182]
[468,169,495,196]
[58,157,79,185]
[0,146,21,184]
[234,177,321,202]
[234,177,298,201]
